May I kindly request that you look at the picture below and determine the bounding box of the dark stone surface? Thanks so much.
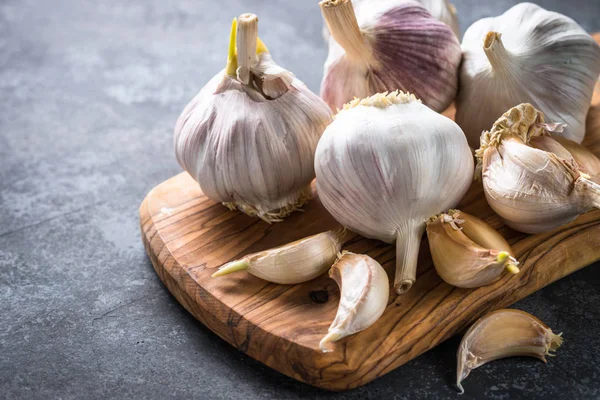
[0,0,599,398]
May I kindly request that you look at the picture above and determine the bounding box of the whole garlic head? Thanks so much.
[174,15,332,222]
[456,3,600,147]
[319,0,461,112]
[315,91,474,294]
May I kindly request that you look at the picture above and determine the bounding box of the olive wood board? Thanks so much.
[139,35,600,391]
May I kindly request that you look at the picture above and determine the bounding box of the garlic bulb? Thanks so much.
[174,14,332,223]
[476,103,600,234]
[456,3,600,147]
[322,0,460,40]
[212,229,349,284]
[319,0,461,112]
[457,309,563,393]
[426,210,519,288]
[320,251,389,352]
[315,91,473,294]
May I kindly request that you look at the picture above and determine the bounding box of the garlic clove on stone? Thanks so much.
[174,15,332,223]
[426,210,519,288]
[457,309,563,393]
[319,0,461,112]
[456,3,600,147]
[476,103,600,234]
[320,251,389,352]
[212,229,350,285]
[315,91,474,294]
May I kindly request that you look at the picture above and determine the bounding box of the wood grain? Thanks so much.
[140,42,600,391]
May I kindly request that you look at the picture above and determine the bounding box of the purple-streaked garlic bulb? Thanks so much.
[319,0,461,112]
[174,15,332,223]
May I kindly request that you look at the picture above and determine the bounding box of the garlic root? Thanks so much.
[212,229,350,284]
[320,251,389,352]
[457,309,563,393]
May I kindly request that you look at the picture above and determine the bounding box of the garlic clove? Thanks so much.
[174,15,332,223]
[426,210,519,288]
[531,135,600,183]
[477,103,600,233]
[320,251,389,352]
[319,0,461,112]
[212,229,350,285]
[315,91,473,294]
[457,309,563,393]
[456,3,600,146]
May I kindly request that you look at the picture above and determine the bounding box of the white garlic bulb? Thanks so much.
[456,3,600,147]
[476,103,600,234]
[320,251,389,352]
[174,15,332,222]
[315,91,474,294]
[319,0,461,112]
[322,0,460,40]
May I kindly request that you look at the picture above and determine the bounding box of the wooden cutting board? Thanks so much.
[140,36,600,391]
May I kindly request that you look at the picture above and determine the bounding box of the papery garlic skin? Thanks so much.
[457,309,563,393]
[320,0,461,112]
[457,3,600,147]
[174,15,332,223]
[477,103,600,234]
[315,91,473,294]
[426,210,519,288]
[212,229,349,284]
[531,135,600,183]
[320,251,389,352]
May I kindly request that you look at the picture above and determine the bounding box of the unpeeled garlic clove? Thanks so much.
[457,309,563,393]
[212,229,350,284]
[476,103,600,234]
[320,251,389,352]
[426,210,519,288]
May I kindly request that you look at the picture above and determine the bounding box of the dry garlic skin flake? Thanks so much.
[174,15,332,223]
[315,91,473,294]
[319,0,461,113]
[456,2,600,147]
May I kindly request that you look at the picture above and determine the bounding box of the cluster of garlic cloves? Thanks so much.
[320,251,389,352]
[476,103,600,234]
[319,0,461,112]
[456,3,600,147]
[315,91,473,294]
[212,229,350,284]
[174,14,332,223]
[457,309,563,393]
[426,210,519,288]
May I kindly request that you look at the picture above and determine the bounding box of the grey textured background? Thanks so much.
[1,0,599,399]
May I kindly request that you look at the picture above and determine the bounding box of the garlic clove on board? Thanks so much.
[476,103,600,234]
[456,3,600,147]
[174,15,332,223]
[320,251,389,352]
[315,91,474,294]
[426,210,519,288]
[212,229,350,285]
[319,0,461,112]
[457,309,563,393]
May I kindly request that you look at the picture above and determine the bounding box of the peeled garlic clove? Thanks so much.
[315,91,473,294]
[457,309,563,393]
[174,15,332,223]
[426,210,519,288]
[212,229,349,285]
[476,103,600,234]
[320,251,389,352]
[319,0,461,112]
[456,3,600,147]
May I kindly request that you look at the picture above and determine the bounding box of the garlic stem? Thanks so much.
[319,0,372,62]
[225,18,238,76]
[211,259,250,277]
[483,32,515,74]
[578,175,600,209]
[236,13,259,85]
[395,225,424,294]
